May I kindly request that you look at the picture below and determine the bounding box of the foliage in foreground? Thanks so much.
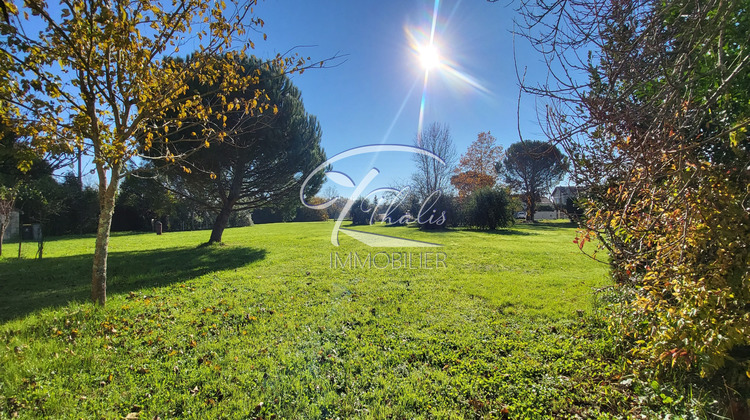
[516,0,750,401]
[585,0,750,388]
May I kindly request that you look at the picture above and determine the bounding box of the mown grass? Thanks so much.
[0,222,709,418]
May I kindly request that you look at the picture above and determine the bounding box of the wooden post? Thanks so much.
[17,227,22,258]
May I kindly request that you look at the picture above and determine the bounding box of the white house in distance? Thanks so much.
[516,196,563,220]
[535,197,558,220]
[1,209,20,242]
[552,186,580,208]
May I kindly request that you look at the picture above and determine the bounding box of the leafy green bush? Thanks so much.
[463,187,514,230]
[295,197,329,222]
[349,197,372,226]
[556,0,750,395]
[418,193,458,230]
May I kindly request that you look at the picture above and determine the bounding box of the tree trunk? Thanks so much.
[0,227,4,257]
[91,177,119,306]
[209,203,233,244]
[208,160,245,244]
[526,194,536,222]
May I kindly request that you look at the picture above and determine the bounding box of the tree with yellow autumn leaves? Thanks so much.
[0,0,312,305]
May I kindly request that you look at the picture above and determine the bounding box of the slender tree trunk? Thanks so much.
[91,174,120,306]
[0,226,4,257]
[208,203,233,244]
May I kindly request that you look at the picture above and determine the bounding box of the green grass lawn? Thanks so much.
[0,222,698,418]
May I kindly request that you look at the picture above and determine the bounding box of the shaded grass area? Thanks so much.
[0,244,265,322]
[0,222,710,418]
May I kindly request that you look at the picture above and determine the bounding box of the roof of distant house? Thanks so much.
[552,186,579,195]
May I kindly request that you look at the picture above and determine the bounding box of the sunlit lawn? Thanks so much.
[0,221,687,418]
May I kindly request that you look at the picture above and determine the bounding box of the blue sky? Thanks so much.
[250,0,551,197]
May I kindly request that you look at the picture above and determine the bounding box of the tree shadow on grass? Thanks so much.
[523,220,579,229]
[15,231,150,244]
[462,228,535,236]
[0,245,266,322]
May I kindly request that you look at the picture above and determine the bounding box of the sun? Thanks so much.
[418,43,440,70]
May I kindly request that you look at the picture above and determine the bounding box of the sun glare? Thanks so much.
[405,0,490,144]
[419,44,440,70]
